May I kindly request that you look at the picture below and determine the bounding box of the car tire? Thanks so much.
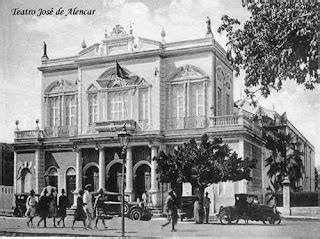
[123,203,130,216]
[130,209,142,221]
[267,216,275,224]
[219,209,230,225]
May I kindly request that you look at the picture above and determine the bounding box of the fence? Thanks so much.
[0,186,14,212]
[275,192,320,207]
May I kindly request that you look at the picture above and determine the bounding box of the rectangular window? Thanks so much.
[139,88,149,121]
[226,93,230,115]
[88,94,98,124]
[65,95,77,126]
[49,97,59,127]
[108,91,129,120]
[190,83,204,116]
[217,87,222,116]
[171,84,184,118]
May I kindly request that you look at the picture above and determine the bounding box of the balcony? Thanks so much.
[167,116,207,130]
[95,120,136,133]
[14,129,44,141]
[209,115,262,136]
[44,126,78,137]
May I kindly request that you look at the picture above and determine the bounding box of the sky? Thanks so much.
[0,0,319,165]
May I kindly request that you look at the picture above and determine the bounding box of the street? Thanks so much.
[0,216,319,238]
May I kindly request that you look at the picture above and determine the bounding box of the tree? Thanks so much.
[218,1,319,101]
[155,134,256,221]
[265,132,303,192]
[315,168,319,191]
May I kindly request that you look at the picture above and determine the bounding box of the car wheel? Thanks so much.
[123,203,129,216]
[219,209,230,225]
[268,216,275,224]
[130,209,142,221]
[262,215,267,224]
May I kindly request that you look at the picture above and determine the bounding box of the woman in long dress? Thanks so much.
[57,189,69,227]
[37,189,50,227]
[194,198,200,224]
[26,189,37,227]
[72,189,87,230]
[48,188,57,227]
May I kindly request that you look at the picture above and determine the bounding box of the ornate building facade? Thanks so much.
[13,24,315,211]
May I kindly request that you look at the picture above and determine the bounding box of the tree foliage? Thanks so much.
[218,2,319,100]
[155,134,257,191]
[265,132,303,191]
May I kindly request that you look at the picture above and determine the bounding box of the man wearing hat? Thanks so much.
[83,184,94,229]
[162,189,178,232]
[203,192,211,223]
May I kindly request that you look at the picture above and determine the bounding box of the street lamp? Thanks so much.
[118,125,131,238]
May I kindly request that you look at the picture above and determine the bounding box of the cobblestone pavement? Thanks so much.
[0,216,320,238]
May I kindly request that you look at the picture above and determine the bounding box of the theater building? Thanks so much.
[13,25,315,211]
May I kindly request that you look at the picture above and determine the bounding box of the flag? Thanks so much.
[116,60,130,79]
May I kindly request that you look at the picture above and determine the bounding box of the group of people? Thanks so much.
[72,184,109,230]
[25,188,68,228]
[162,190,212,232]
[25,184,109,230]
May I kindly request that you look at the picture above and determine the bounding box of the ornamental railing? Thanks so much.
[167,116,207,130]
[14,129,44,140]
[44,125,78,137]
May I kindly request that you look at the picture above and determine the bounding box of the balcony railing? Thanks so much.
[209,114,262,136]
[14,129,44,140]
[167,116,207,130]
[95,119,136,133]
[44,126,78,137]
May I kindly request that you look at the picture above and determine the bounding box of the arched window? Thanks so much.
[66,167,76,207]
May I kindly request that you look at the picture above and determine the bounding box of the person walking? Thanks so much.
[48,188,57,227]
[57,189,69,227]
[37,188,50,228]
[72,189,87,230]
[84,184,94,229]
[203,192,211,223]
[94,188,107,229]
[193,197,200,224]
[142,190,148,205]
[26,189,37,228]
[162,190,178,232]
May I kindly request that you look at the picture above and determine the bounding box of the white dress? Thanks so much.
[83,191,94,218]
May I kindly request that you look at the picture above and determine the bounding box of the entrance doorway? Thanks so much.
[108,163,125,193]
[21,168,32,193]
[66,167,76,207]
[84,166,99,192]
[135,164,151,201]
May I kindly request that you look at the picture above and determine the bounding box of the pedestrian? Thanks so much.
[142,190,148,205]
[26,189,37,228]
[84,184,94,229]
[203,192,211,223]
[48,188,57,227]
[37,188,50,228]
[72,189,87,230]
[194,197,200,224]
[94,188,108,229]
[57,189,69,227]
[162,190,178,232]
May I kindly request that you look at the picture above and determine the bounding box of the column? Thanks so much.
[13,152,17,194]
[99,147,105,190]
[149,145,159,206]
[35,149,40,194]
[73,148,83,207]
[238,139,247,193]
[282,177,291,216]
[125,147,133,201]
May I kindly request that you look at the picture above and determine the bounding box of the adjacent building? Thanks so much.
[13,24,315,212]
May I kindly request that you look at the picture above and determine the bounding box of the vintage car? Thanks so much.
[92,191,152,221]
[13,193,40,217]
[178,196,199,221]
[218,194,281,225]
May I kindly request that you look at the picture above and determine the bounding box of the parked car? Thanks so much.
[178,195,198,221]
[92,191,152,221]
[218,193,281,225]
[13,193,40,217]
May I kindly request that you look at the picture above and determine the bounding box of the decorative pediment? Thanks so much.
[45,79,76,94]
[109,25,129,39]
[87,84,98,92]
[96,67,149,88]
[168,65,209,82]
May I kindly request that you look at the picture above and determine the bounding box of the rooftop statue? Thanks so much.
[42,41,48,59]
[206,16,213,36]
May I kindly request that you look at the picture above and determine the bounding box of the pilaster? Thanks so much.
[125,147,134,201]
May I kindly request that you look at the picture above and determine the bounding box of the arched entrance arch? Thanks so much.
[134,161,151,201]
[106,160,126,193]
[20,168,32,193]
[45,166,58,189]
[66,167,76,206]
[83,163,99,192]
